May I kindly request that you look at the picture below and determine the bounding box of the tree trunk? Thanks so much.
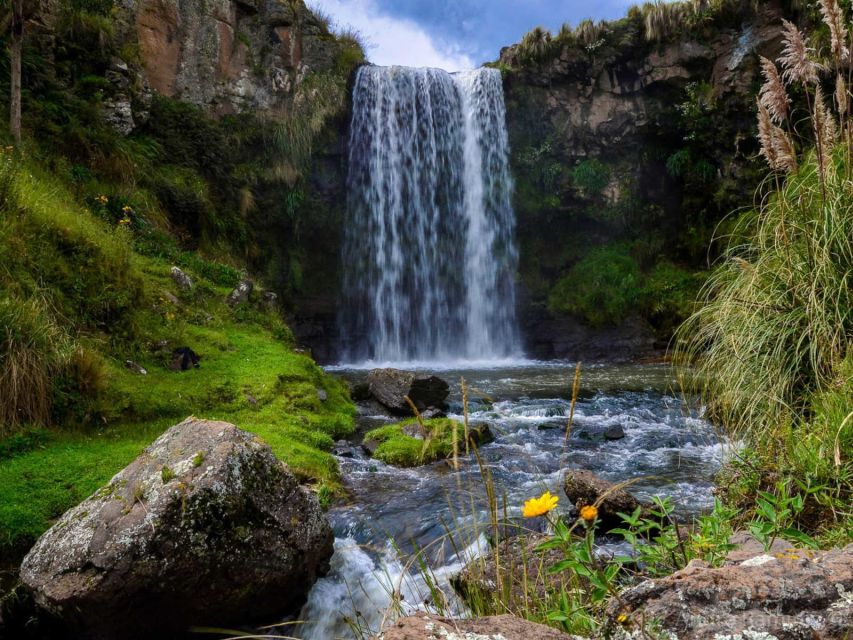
[10,0,23,145]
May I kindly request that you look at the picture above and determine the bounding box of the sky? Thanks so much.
[310,0,639,72]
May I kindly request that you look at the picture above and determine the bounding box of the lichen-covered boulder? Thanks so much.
[606,544,853,639]
[373,613,577,639]
[19,417,333,639]
[366,368,449,415]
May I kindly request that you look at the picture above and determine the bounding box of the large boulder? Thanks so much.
[373,613,576,639]
[563,470,645,531]
[366,369,450,415]
[606,544,853,639]
[18,417,333,639]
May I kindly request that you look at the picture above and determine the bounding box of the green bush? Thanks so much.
[548,245,642,327]
[641,261,703,336]
[571,159,611,196]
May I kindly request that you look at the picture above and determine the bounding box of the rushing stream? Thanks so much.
[296,362,726,639]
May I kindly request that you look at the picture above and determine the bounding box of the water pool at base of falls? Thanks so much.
[295,361,727,639]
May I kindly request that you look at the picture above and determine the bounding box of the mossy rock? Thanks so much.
[362,419,492,468]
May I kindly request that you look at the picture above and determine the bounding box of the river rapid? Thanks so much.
[296,361,726,639]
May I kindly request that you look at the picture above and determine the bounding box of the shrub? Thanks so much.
[571,158,611,196]
[548,245,642,327]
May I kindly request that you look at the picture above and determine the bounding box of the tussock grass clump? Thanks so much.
[518,27,553,63]
[676,11,853,443]
[0,298,72,435]
[676,150,853,437]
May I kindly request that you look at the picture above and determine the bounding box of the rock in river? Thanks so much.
[563,469,645,531]
[18,418,333,639]
[367,368,450,415]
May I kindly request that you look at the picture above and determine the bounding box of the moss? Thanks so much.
[364,418,463,468]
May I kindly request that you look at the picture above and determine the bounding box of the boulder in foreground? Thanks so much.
[607,543,853,639]
[373,613,577,639]
[367,368,450,414]
[19,417,333,639]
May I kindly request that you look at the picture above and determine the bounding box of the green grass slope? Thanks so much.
[0,154,354,562]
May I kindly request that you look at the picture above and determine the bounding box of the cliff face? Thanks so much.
[499,5,784,359]
[72,0,352,133]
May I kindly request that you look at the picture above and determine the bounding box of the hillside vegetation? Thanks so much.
[0,0,363,562]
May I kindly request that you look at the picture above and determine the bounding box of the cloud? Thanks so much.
[309,0,476,71]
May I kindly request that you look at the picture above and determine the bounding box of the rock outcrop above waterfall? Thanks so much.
[606,543,853,639]
[17,418,333,639]
[374,613,576,640]
[114,0,346,119]
[366,369,450,415]
[499,5,786,359]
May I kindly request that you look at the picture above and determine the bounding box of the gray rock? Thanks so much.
[606,544,853,639]
[563,470,645,531]
[375,613,575,639]
[19,418,333,639]
[261,291,279,309]
[366,368,449,415]
[227,279,253,305]
[316,388,328,402]
[603,424,625,440]
[124,360,147,375]
[169,266,193,291]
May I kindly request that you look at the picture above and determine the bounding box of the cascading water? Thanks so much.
[339,66,520,364]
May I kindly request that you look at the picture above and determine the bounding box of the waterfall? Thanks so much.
[339,66,520,364]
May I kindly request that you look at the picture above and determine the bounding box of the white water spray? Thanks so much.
[340,66,520,364]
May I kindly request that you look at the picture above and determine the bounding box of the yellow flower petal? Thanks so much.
[522,491,559,518]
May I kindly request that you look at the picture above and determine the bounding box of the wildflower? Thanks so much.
[122,205,133,213]
[579,504,598,522]
[522,491,559,518]
[617,613,629,625]
[96,195,109,205]
[118,217,132,226]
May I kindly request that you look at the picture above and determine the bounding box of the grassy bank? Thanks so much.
[0,155,355,563]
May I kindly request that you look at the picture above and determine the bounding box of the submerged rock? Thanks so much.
[366,368,450,415]
[373,613,576,639]
[603,424,625,440]
[563,470,645,531]
[19,418,334,639]
[607,543,853,639]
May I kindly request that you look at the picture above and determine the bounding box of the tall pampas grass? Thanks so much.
[819,0,849,63]
[675,10,853,444]
[779,19,821,84]
[759,56,790,124]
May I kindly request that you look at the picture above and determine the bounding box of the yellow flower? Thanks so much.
[118,217,131,226]
[579,505,598,522]
[522,491,559,518]
[617,613,629,625]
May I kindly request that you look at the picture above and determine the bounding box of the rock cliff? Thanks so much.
[500,3,785,359]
